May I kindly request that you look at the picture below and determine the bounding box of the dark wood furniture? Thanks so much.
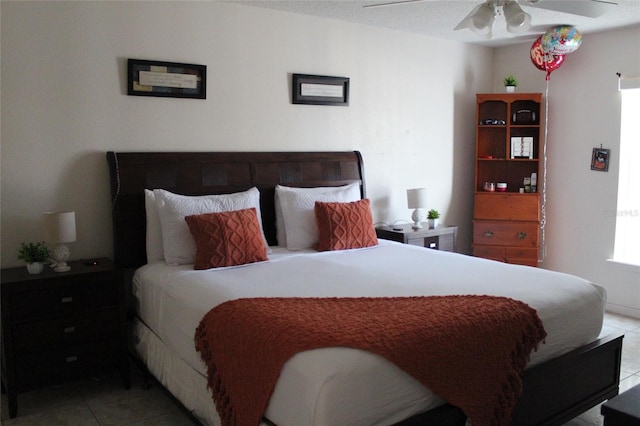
[601,384,640,425]
[375,224,457,252]
[0,258,130,418]
[107,150,622,426]
[473,93,542,267]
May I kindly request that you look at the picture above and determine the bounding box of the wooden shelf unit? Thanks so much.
[473,93,543,267]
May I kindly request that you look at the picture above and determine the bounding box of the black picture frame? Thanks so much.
[591,148,610,172]
[292,74,349,106]
[127,59,206,99]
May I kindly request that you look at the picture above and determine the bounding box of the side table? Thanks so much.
[1,258,130,418]
[376,224,458,252]
[601,384,640,425]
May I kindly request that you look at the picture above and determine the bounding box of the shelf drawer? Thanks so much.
[474,193,540,221]
[506,247,539,262]
[10,279,118,321]
[473,245,505,262]
[473,221,539,247]
[12,308,120,352]
[15,339,120,389]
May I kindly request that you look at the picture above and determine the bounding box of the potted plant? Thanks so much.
[427,209,440,229]
[504,75,517,93]
[17,242,49,274]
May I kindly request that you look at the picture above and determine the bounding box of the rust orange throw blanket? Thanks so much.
[195,296,546,426]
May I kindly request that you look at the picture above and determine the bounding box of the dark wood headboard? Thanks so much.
[106,151,365,268]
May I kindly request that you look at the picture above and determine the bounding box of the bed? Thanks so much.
[107,151,623,426]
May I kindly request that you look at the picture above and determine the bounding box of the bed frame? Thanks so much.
[106,150,623,426]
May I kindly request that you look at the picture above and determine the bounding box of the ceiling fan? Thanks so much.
[363,0,618,39]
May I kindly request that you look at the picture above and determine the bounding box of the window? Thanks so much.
[613,82,640,265]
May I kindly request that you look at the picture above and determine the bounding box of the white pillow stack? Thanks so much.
[275,183,361,250]
[144,188,268,265]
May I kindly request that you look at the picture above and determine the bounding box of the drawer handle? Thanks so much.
[483,231,494,237]
[64,326,76,334]
[61,296,73,304]
[66,356,77,363]
[517,232,527,239]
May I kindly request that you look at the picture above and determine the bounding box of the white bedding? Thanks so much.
[132,240,605,426]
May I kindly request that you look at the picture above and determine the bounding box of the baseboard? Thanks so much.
[606,303,640,320]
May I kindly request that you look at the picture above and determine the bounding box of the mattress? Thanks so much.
[132,240,605,426]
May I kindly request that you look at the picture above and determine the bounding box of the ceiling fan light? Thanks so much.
[504,1,532,33]
[469,3,496,37]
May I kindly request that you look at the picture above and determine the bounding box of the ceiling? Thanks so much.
[229,0,640,47]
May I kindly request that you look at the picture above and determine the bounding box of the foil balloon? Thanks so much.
[530,36,565,80]
[541,25,582,55]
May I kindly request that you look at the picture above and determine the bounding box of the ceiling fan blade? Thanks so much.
[524,0,618,18]
[363,0,427,9]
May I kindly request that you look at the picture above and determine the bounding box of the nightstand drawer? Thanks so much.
[12,308,121,352]
[15,339,120,389]
[10,280,118,321]
[473,221,539,247]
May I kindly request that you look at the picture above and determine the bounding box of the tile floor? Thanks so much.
[2,312,639,426]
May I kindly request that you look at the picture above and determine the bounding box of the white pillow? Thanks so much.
[276,183,361,250]
[144,189,164,262]
[155,187,269,265]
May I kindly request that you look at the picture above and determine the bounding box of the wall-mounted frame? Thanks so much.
[127,59,206,99]
[292,74,349,106]
[591,147,610,172]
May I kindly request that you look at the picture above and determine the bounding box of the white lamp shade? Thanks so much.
[469,3,496,37]
[407,188,428,209]
[504,1,532,33]
[44,211,76,244]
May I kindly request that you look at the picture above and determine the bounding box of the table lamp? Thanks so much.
[44,211,76,272]
[407,188,427,230]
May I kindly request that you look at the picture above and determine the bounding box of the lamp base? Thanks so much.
[411,208,424,230]
[50,244,71,272]
[53,262,71,272]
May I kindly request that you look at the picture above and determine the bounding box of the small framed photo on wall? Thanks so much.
[591,147,610,172]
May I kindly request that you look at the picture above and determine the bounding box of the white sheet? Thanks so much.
[132,240,605,426]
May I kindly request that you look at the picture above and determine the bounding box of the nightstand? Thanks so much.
[601,384,640,425]
[376,224,458,252]
[1,258,130,418]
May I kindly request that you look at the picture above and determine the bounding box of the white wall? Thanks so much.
[1,1,492,267]
[5,2,636,318]
[494,25,640,317]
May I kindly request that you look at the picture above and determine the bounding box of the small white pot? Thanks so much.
[428,218,438,229]
[26,262,44,274]
[506,86,515,93]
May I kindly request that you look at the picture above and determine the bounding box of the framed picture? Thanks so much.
[591,147,610,172]
[127,59,206,99]
[292,74,349,106]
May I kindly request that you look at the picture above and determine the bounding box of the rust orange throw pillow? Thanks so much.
[315,199,378,251]
[185,208,268,269]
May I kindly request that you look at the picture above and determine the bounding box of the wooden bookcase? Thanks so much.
[473,93,543,267]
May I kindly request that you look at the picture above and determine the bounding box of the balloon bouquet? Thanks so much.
[529,25,582,262]
[530,25,582,80]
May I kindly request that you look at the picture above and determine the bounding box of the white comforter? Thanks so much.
[133,240,605,426]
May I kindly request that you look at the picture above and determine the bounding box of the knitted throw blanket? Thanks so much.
[195,296,546,426]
